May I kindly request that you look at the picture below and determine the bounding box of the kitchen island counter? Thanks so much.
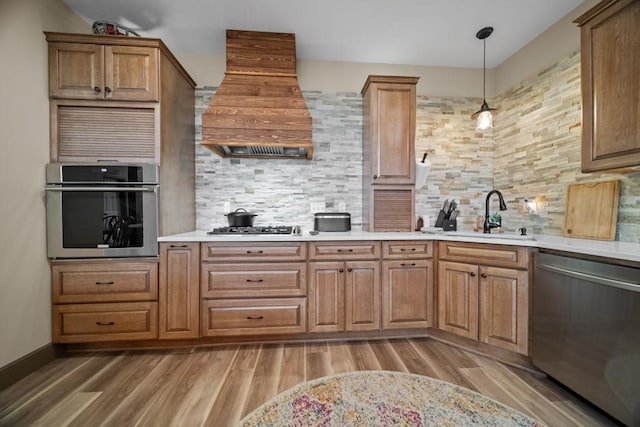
[159,231,640,263]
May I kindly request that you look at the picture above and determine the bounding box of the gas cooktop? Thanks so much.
[207,226,293,235]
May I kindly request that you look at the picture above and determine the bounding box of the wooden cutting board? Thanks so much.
[563,180,620,240]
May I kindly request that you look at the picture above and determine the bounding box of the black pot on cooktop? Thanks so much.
[225,208,257,227]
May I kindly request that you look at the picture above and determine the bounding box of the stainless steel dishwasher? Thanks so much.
[533,251,640,426]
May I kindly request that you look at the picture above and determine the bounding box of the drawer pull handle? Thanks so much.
[104,86,112,93]
[96,321,115,326]
[93,86,101,93]
[246,279,264,283]
[170,244,188,248]
[246,316,264,320]
[401,263,416,267]
[470,272,476,277]
[400,248,416,252]
[337,249,354,253]
[246,250,264,254]
[95,281,115,285]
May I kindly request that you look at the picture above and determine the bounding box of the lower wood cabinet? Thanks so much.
[51,259,159,343]
[437,242,529,355]
[53,301,157,343]
[201,298,306,336]
[381,259,433,329]
[308,261,380,332]
[159,242,200,339]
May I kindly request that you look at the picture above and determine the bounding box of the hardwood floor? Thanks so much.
[0,338,616,426]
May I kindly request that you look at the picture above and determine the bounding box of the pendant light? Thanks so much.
[471,26,498,130]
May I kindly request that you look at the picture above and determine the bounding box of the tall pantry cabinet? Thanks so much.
[362,75,419,232]
[46,32,197,236]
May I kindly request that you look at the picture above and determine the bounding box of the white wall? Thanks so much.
[0,0,88,369]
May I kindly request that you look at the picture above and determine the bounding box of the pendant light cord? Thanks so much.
[483,38,486,102]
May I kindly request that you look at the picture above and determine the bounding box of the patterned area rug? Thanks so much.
[239,370,545,426]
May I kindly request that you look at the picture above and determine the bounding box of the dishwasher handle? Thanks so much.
[538,263,640,293]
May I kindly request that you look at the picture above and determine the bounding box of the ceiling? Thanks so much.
[63,0,585,69]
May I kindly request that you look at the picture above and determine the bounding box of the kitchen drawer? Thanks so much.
[438,242,528,269]
[52,261,158,303]
[201,262,306,298]
[382,241,432,259]
[52,302,158,343]
[201,298,306,336]
[201,242,306,262]
[308,241,381,260]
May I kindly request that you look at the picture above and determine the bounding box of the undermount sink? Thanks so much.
[443,231,536,241]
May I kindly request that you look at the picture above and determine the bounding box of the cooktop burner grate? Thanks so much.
[207,226,293,235]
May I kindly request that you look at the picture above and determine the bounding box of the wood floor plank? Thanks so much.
[347,341,382,371]
[203,344,260,426]
[367,339,409,372]
[391,339,438,378]
[1,354,119,426]
[277,343,305,393]
[32,392,101,427]
[0,339,616,427]
[66,352,163,427]
[169,345,239,427]
[241,344,284,417]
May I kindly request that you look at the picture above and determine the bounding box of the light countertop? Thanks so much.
[159,230,640,263]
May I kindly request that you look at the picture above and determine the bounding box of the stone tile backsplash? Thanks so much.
[195,51,639,242]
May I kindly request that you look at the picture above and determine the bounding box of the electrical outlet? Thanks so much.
[310,202,324,213]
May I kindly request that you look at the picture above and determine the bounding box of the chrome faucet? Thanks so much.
[484,190,507,233]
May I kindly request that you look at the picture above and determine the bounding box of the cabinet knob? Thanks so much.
[93,86,101,93]
[104,86,112,93]
[481,273,488,278]
[470,272,476,277]
[347,267,353,272]
[339,268,344,273]
[373,175,378,179]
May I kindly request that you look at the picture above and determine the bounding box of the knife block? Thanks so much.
[442,219,457,231]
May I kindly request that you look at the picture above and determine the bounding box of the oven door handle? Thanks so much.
[45,186,157,192]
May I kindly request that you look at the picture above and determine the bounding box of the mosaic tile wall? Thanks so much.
[493,52,640,242]
[195,53,639,241]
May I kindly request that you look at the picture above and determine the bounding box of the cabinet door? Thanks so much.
[159,242,200,339]
[479,266,528,354]
[308,262,345,332]
[577,0,640,172]
[437,261,478,339]
[370,83,416,184]
[382,259,432,329]
[48,42,104,99]
[345,261,380,331]
[105,45,159,101]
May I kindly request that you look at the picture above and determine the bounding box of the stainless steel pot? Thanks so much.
[225,208,257,227]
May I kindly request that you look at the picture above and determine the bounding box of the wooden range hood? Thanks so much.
[201,30,313,159]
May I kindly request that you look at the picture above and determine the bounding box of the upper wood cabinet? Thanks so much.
[575,0,640,172]
[362,75,418,185]
[49,42,159,101]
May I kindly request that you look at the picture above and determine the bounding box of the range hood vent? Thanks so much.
[201,30,313,160]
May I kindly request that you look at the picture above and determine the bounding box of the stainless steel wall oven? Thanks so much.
[45,163,159,258]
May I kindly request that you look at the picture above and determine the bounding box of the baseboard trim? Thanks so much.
[0,343,64,391]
